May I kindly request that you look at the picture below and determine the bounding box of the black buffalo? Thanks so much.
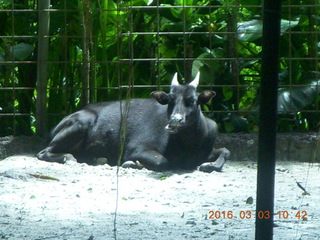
[37,73,230,172]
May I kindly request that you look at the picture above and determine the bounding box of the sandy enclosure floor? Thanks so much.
[0,156,319,240]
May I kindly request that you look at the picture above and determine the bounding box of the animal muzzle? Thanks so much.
[165,114,185,134]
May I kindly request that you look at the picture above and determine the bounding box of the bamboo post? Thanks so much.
[36,0,50,136]
[80,0,93,106]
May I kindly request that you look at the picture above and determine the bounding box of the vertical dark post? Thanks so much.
[36,0,50,136]
[255,1,282,240]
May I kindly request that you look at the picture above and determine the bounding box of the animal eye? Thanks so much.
[185,98,195,106]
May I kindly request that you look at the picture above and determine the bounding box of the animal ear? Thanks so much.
[150,91,169,105]
[198,90,216,105]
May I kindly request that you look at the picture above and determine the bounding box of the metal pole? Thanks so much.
[255,1,282,239]
[36,0,50,136]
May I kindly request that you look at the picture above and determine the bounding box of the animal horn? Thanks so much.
[171,72,179,86]
[189,72,200,88]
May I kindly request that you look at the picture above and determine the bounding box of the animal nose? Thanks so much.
[170,114,185,125]
[165,114,185,133]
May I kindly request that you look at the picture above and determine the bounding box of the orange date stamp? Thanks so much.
[208,210,307,220]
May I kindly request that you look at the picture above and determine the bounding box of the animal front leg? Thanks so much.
[123,149,169,171]
[199,147,230,173]
[122,160,144,170]
[37,147,77,164]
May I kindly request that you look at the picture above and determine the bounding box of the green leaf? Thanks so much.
[229,113,249,132]
[237,19,299,42]
[10,43,34,60]
[0,52,4,61]
[170,8,181,20]
[131,0,151,5]
[174,0,194,6]
[160,176,167,181]
[159,4,180,22]
[280,19,299,34]
[0,0,11,8]
[223,87,233,101]
[240,0,260,4]
[278,82,319,112]
[237,20,262,41]
[192,49,224,77]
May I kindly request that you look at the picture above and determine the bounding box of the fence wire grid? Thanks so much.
[0,0,319,136]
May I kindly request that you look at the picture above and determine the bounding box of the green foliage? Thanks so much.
[0,0,319,136]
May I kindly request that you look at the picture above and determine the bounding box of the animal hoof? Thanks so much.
[63,154,78,165]
[122,161,144,170]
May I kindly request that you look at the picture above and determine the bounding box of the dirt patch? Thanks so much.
[0,156,319,240]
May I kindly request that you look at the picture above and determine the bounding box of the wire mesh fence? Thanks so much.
[0,0,319,136]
